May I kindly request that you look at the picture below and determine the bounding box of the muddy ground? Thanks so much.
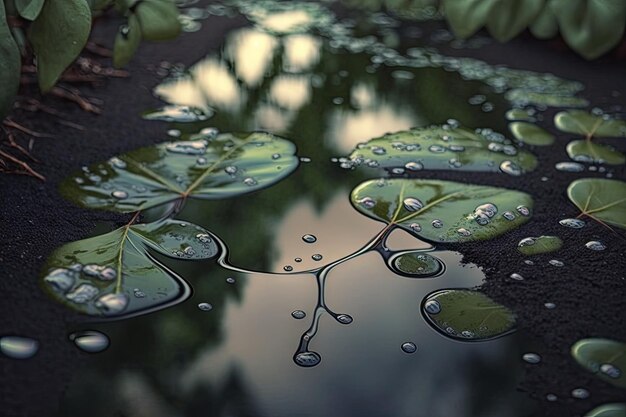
[1,3,625,416]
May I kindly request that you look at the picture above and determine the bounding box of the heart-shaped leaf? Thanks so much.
[517,235,562,255]
[0,2,20,119]
[61,132,299,213]
[345,125,538,176]
[41,219,218,317]
[509,122,555,146]
[567,178,626,230]
[350,179,533,243]
[15,0,45,20]
[550,0,626,59]
[442,0,498,38]
[529,6,559,39]
[584,404,626,417]
[135,0,181,41]
[28,0,92,92]
[422,289,516,341]
[555,110,626,138]
[567,140,625,165]
[485,0,545,42]
[571,338,626,389]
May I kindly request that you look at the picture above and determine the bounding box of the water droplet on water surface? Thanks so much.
[549,259,564,267]
[516,205,530,216]
[424,300,441,314]
[198,302,213,311]
[111,190,128,200]
[522,353,541,364]
[571,388,590,399]
[585,241,606,251]
[312,254,323,261]
[69,330,110,353]
[510,273,524,281]
[66,284,99,304]
[431,219,443,228]
[401,342,417,354]
[294,351,321,367]
[404,161,423,171]
[500,160,522,176]
[546,394,558,402]
[44,268,77,292]
[555,162,585,172]
[559,218,585,228]
[283,265,294,271]
[302,234,317,243]
[544,302,556,309]
[358,197,376,208]
[0,336,39,359]
[226,277,236,284]
[336,314,353,324]
[95,293,129,315]
[165,140,207,155]
[243,177,258,186]
[403,197,424,212]
[291,310,306,319]
[600,363,621,379]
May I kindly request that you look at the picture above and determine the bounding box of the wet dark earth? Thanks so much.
[1,1,625,417]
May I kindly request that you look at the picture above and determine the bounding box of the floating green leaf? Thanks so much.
[41,219,218,317]
[28,0,92,92]
[504,89,589,108]
[142,105,213,123]
[567,140,625,165]
[61,132,299,213]
[572,338,626,389]
[567,178,626,230]
[345,125,537,175]
[113,14,142,68]
[0,2,21,118]
[517,235,563,255]
[135,0,181,41]
[550,0,626,59]
[350,179,533,243]
[555,110,626,138]
[509,122,555,146]
[389,251,444,278]
[422,289,516,341]
[505,109,535,122]
[584,403,626,417]
[15,0,45,20]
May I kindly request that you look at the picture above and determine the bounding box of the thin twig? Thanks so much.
[0,149,45,181]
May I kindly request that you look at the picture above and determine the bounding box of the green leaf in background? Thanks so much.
[504,89,589,108]
[0,1,21,119]
[584,404,626,417]
[61,131,299,213]
[28,0,91,92]
[517,235,562,255]
[529,5,559,39]
[113,14,142,68]
[571,338,626,389]
[485,0,545,42]
[15,0,45,20]
[350,179,533,243]
[550,0,626,59]
[555,110,626,138]
[509,122,555,146]
[567,178,626,230]
[136,0,181,41]
[442,0,497,38]
[506,108,536,122]
[567,140,625,165]
[41,219,218,317]
[422,289,516,341]
[345,125,538,175]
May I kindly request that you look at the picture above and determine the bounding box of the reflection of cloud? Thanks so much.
[227,28,278,87]
[259,10,313,34]
[268,75,311,111]
[254,103,293,132]
[283,34,321,73]
[192,58,244,111]
[154,77,207,109]
[351,82,375,108]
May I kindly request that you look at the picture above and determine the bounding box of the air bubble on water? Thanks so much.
[424,300,441,314]
[95,293,129,315]
[518,237,536,247]
[336,314,353,324]
[403,197,424,212]
[404,161,423,171]
[224,166,237,175]
[510,273,524,281]
[358,197,376,209]
[165,140,207,155]
[401,342,417,353]
[431,219,443,228]
[549,259,564,267]
[111,190,128,200]
[226,277,236,284]
[302,234,317,243]
[312,254,323,261]
[503,211,516,221]
[198,302,212,311]
[69,330,110,353]
[516,205,530,216]
[243,177,257,186]
[600,363,621,379]
[544,302,556,309]
[284,265,294,271]
[294,351,321,367]
[571,388,590,399]
[500,160,522,176]
[555,162,585,172]
[585,241,606,251]
[522,353,541,364]
[0,336,39,359]
[291,310,306,319]
[66,284,99,304]
[294,257,302,263]
[44,268,77,292]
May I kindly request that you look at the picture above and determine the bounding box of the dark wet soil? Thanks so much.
[1,3,625,417]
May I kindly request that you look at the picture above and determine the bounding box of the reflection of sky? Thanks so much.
[180,193,530,417]
[226,28,278,87]
[259,10,314,34]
